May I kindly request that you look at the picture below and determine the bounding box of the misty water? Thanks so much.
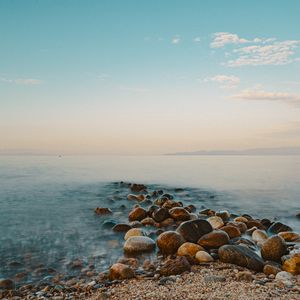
[0,155,299,285]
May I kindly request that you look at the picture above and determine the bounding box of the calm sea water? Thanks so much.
[0,155,299,284]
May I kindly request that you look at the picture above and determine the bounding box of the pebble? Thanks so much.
[261,235,287,262]
[207,216,224,229]
[157,231,184,255]
[195,251,214,263]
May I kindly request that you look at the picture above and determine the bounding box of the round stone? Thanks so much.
[157,231,184,255]
[124,236,156,254]
[152,208,170,222]
[177,242,204,257]
[169,207,190,221]
[261,236,287,262]
[124,228,144,240]
[220,225,241,238]
[268,222,292,234]
[195,251,214,263]
[207,216,224,229]
[252,229,268,244]
[198,230,229,249]
[282,253,300,275]
[128,207,147,222]
[278,231,300,242]
[108,263,135,280]
[112,223,132,232]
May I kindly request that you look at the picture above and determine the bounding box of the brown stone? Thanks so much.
[220,225,241,238]
[198,230,229,249]
[263,263,282,275]
[282,253,300,275]
[128,207,147,222]
[157,231,184,255]
[177,242,204,257]
[278,231,300,242]
[108,263,135,280]
[94,207,112,215]
[246,220,265,230]
[112,223,132,232]
[124,236,156,254]
[261,236,287,262]
[159,256,191,276]
[152,208,170,223]
[169,207,190,221]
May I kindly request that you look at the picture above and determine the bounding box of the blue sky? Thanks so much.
[1,0,300,154]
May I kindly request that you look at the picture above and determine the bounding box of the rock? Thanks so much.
[127,194,145,201]
[124,228,144,240]
[159,256,191,276]
[147,205,159,216]
[282,253,300,275]
[102,220,117,229]
[278,231,300,242]
[162,200,181,210]
[227,221,247,233]
[261,236,287,262]
[184,204,196,213]
[176,219,213,243]
[216,211,230,222]
[230,237,257,250]
[261,218,272,229]
[199,208,215,216]
[220,225,241,238]
[157,231,184,255]
[108,263,135,280]
[141,217,157,226]
[130,183,147,193]
[218,245,264,271]
[263,263,282,275]
[268,222,292,234]
[128,207,147,222]
[129,221,143,228]
[195,251,214,263]
[169,207,190,221]
[124,236,155,254]
[252,229,268,244]
[275,271,293,282]
[152,208,170,223]
[0,279,14,290]
[198,230,229,249]
[94,207,112,215]
[236,271,253,282]
[189,213,198,220]
[117,257,139,268]
[207,216,224,229]
[112,223,132,232]
[203,275,226,282]
[160,218,175,227]
[246,220,265,230]
[234,216,248,223]
[177,242,204,257]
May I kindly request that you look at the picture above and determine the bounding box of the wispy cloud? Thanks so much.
[0,77,43,85]
[203,74,240,89]
[193,37,201,43]
[171,36,181,44]
[231,87,300,106]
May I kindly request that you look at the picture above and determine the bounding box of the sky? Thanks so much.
[1,0,300,155]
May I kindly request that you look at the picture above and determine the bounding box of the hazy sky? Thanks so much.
[1,0,300,155]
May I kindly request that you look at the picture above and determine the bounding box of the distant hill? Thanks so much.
[166,147,300,156]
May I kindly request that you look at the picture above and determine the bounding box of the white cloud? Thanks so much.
[0,77,43,85]
[231,87,300,106]
[193,37,201,43]
[171,36,181,44]
[210,32,252,48]
[204,74,240,89]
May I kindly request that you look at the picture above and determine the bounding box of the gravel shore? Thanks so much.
[91,262,300,300]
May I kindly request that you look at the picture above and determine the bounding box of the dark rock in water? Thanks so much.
[124,236,156,254]
[8,261,23,268]
[198,230,229,249]
[216,211,230,222]
[152,208,170,223]
[129,221,143,228]
[94,207,112,215]
[157,231,184,255]
[112,223,132,232]
[0,279,15,290]
[246,220,265,230]
[162,200,181,210]
[218,245,264,271]
[130,183,147,193]
[199,208,215,216]
[261,236,287,262]
[169,207,190,221]
[147,205,159,216]
[162,193,173,200]
[184,204,196,213]
[128,207,147,222]
[242,214,252,220]
[159,256,191,276]
[296,213,300,219]
[108,263,135,280]
[268,222,292,234]
[261,218,272,229]
[102,220,117,229]
[176,219,213,243]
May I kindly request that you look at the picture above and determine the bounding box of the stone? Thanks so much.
[184,204,196,213]
[261,236,287,262]
[0,279,14,290]
[129,221,143,228]
[102,220,117,229]
[162,200,181,210]
[141,217,157,226]
[227,221,247,233]
[236,271,253,282]
[176,219,213,243]
[117,257,139,268]
[127,194,145,201]
[268,222,292,234]
[234,216,248,223]
[278,231,300,242]
[124,236,156,254]
[152,208,170,223]
[282,253,300,275]
[177,242,204,257]
[204,275,226,282]
[252,229,268,244]
[198,230,229,249]
[159,256,191,276]
[218,245,264,271]
[108,263,135,280]
[124,228,144,240]
[112,223,132,232]
[160,218,175,227]
[199,208,215,216]
[215,211,230,222]
[94,207,112,215]
[157,231,184,255]
[128,207,147,222]
[130,183,147,193]
[220,225,241,238]
[169,207,190,221]
[246,220,265,230]
[195,251,214,263]
[275,271,293,282]
[207,216,224,229]
[263,263,282,275]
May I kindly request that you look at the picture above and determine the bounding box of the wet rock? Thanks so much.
[236,271,253,282]
[199,208,215,216]
[234,216,248,223]
[282,253,300,275]
[159,256,191,276]
[261,236,287,262]
[124,228,145,240]
[177,242,204,257]
[157,231,184,255]
[230,237,257,250]
[246,220,265,230]
[195,251,214,263]
[0,279,14,290]
[216,211,230,222]
[130,183,147,193]
[162,200,181,209]
[124,236,156,254]
[129,220,143,228]
[198,230,229,249]
[141,217,157,226]
[128,207,147,222]
[207,216,224,229]
[176,219,213,243]
[112,223,132,232]
[94,207,112,215]
[117,257,139,268]
[102,220,117,229]
[263,262,282,275]
[160,218,175,227]
[278,231,300,242]
[169,207,190,221]
[127,194,145,202]
[268,222,292,234]
[220,225,241,238]
[227,221,247,233]
[147,205,159,216]
[218,245,264,271]
[261,218,272,229]
[184,204,196,213]
[152,208,170,223]
[252,229,268,244]
[108,263,135,280]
